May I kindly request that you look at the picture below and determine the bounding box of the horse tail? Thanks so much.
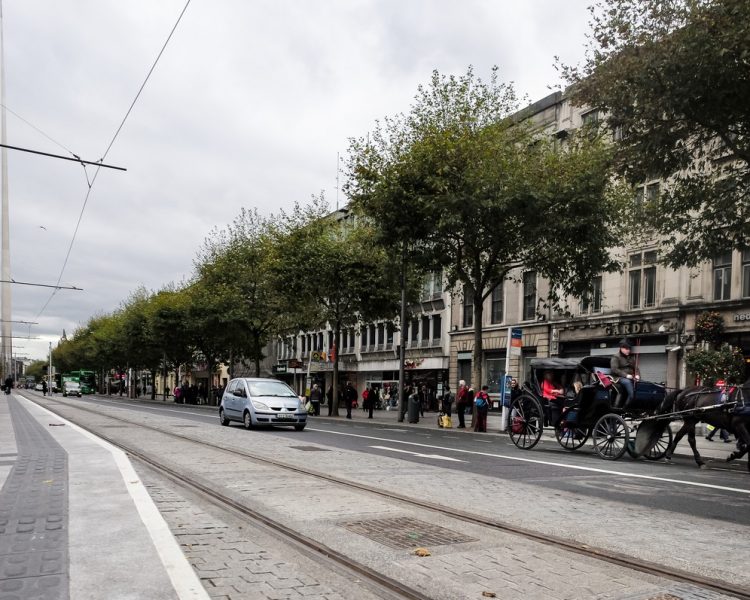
[659,389,680,415]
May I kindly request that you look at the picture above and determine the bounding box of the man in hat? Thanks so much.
[610,339,640,408]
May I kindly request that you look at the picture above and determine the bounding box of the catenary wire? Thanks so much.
[34,0,192,321]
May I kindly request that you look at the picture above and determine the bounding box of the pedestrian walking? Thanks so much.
[706,425,731,443]
[326,385,334,416]
[367,386,375,419]
[310,384,323,416]
[362,387,370,413]
[173,385,182,404]
[344,381,357,419]
[4,376,12,394]
[42,379,48,397]
[441,385,454,417]
[474,386,490,432]
[419,384,428,417]
[456,380,468,428]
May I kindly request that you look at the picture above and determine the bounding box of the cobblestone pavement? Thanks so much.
[0,397,68,600]
[28,395,745,600]
[134,461,384,600]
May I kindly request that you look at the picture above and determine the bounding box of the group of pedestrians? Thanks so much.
[172,382,211,405]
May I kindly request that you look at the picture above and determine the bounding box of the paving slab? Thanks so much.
[6,394,209,600]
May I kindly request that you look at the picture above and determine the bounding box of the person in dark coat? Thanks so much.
[42,379,48,396]
[441,385,454,417]
[4,376,12,394]
[310,384,323,416]
[343,381,357,419]
[610,338,639,408]
[326,385,334,416]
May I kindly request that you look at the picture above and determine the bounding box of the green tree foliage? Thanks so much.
[561,0,750,267]
[272,198,404,415]
[24,360,47,380]
[348,67,628,386]
[193,208,281,377]
[686,344,745,385]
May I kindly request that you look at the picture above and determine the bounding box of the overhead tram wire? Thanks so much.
[33,0,192,321]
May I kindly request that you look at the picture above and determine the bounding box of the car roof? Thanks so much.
[235,377,285,383]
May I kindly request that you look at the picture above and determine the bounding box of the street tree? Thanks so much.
[348,67,629,387]
[24,360,47,380]
[272,198,404,415]
[561,0,750,267]
[194,208,281,377]
[145,286,195,396]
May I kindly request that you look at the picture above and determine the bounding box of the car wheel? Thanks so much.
[294,424,306,432]
[243,411,253,430]
[219,408,230,427]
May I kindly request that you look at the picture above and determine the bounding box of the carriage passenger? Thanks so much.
[542,371,565,426]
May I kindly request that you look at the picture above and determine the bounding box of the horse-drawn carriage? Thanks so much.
[508,356,674,460]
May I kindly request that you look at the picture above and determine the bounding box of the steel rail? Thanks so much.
[27,393,750,600]
[25,394,431,600]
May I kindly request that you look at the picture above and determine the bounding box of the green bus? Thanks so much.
[67,370,97,394]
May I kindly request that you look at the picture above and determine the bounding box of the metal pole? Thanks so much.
[397,245,407,422]
[0,1,11,380]
[501,326,512,432]
[48,341,52,394]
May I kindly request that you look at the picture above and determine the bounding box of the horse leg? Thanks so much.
[731,422,750,471]
[664,420,692,462]
[686,425,706,468]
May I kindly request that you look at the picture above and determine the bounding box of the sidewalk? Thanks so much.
[0,393,208,600]
[65,390,740,463]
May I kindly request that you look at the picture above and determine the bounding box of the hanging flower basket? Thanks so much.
[694,311,724,346]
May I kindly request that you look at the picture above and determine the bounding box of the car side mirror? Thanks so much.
[233,389,244,397]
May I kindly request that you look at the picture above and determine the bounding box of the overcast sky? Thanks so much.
[5,0,592,361]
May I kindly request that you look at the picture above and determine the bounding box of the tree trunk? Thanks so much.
[150,369,157,400]
[332,322,340,417]
[162,353,167,400]
[472,294,484,390]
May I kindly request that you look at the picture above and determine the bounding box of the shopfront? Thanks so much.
[553,314,679,386]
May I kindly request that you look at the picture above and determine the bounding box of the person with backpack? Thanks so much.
[473,385,490,432]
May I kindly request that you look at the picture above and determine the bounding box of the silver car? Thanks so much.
[219,378,307,431]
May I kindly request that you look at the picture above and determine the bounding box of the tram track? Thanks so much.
[25,393,750,600]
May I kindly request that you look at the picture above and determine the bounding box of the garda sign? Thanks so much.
[510,327,523,356]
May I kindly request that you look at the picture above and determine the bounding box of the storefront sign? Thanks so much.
[273,364,287,374]
[733,313,750,322]
[603,321,653,336]
[510,328,523,356]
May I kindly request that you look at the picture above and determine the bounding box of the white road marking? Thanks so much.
[80,397,211,418]
[20,396,210,600]
[369,445,465,462]
[309,428,750,495]
[379,428,407,432]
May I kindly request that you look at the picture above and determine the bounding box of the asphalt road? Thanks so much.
[37,392,750,527]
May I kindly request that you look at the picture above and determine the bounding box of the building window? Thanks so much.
[411,319,419,342]
[386,324,394,347]
[369,324,376,348]
[420,271,444,301]
[635,182,659,207]
[581,109,600,126]
[629,251,657,309]
[491,283,504,324]
[462,286,474,328]
[377,323,384,346]
[421,316,429,344]
[522,272,537,321]
[432,314,442,341]
[714,252,732,301]
[361,326,368,348]
[581,276,603,314]
[743,251,750,298]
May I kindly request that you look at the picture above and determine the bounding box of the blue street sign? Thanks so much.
[499,374,512,407]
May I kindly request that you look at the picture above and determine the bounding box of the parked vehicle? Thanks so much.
[219,378,307,431]
[62,381,82,398]
[34,383,43,392]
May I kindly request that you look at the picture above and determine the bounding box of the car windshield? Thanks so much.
[246,380,297,398]
[67,383,79,388]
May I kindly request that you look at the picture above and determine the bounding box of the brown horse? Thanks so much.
[660,385,750,471]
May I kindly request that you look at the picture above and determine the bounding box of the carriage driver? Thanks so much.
[610,338,640,408]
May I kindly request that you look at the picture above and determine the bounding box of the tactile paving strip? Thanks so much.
[0,397,69,600]
[342,516,477,549]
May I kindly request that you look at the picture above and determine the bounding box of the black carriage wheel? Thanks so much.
[508,394,545,451]
[592,413,629,460]
[645,425,673,461]
[555,425,590,451]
